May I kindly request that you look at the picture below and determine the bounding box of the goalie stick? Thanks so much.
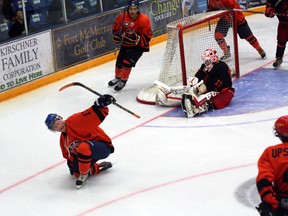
[59,82,140,119]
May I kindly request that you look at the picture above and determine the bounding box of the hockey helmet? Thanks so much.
[202,49,218,65]
[127,0,140,9]
[274,115,288,141]
[202,49,218,72]
[45,113,63,130]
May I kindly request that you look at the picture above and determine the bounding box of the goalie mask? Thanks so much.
[274,115,288,142]
[202,49,218,72]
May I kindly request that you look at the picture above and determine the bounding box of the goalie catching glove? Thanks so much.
[123,30,140,46]
[186,77,207,96]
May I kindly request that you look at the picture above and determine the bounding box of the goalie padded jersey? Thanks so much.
[112,12,152,51]
[59,106,113,160]
[257,142,288,209]
[195,61,233,93]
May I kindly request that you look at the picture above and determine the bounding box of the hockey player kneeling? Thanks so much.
[45,94,115,189]
[155,49,235,117]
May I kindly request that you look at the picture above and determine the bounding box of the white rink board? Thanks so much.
[0,30,54,92]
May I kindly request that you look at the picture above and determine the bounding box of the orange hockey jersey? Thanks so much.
[208,0,245,24]
[59,106,113,161]
[112,12,152,51]
[256,142,288,209]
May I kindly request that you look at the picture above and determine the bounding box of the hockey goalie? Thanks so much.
[155,49,235,117]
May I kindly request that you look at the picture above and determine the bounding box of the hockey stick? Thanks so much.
[114,2,127,55]
[232,8,285,16]
[59,82,141,119]
[206,0,211,31]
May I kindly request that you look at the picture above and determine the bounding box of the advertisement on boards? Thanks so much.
[141,0,183,37]
[0,31,54,92]
[246,0,266,8]
[52,11,119,70]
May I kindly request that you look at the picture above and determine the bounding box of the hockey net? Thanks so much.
[137,10,238,105]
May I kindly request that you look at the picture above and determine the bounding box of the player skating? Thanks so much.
[155,49,235,117]
[208,0,266,61]
[108,0,152,92]
[256,115,288,216]
[45,94,115,189]
[265,0,288,68]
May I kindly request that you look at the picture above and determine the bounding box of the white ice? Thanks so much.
[0,14,287,216]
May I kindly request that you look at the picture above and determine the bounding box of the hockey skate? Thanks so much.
[114,79,127,92]
[90,161,113,175]
[273,57,283,68]
[220,46,231,61]
[99,161,113,172]
[76,173,89,189]
[258,48,267,59]
[108,77,120,87]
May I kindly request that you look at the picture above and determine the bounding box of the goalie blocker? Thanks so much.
[155,49,235,118]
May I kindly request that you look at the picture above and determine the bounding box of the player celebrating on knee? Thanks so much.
[45,94,115,189]
[208,0,266,61]
[108,0,152,92]
[256,115,288,216]
[155,49,234,118]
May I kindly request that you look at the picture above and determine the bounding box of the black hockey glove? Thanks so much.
[265,3,275,18]
[96,94,116,108]
[113,32,122,43]
[123,31,140,46]
[67,160,73,175]
[256,202,280,216]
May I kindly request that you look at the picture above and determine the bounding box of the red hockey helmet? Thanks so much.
[274,115,288,140]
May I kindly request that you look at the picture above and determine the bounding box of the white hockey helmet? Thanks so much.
[202,49,218,71]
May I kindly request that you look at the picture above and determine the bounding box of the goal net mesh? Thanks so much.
[137,10,237,105]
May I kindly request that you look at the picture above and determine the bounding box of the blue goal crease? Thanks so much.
[164,68,288,117]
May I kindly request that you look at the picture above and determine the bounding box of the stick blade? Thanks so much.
[134,113,141,118]
[59,82,81,91]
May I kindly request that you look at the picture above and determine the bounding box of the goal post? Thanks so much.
[137,10,239,105]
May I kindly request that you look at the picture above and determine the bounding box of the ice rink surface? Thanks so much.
[1,14,288,216]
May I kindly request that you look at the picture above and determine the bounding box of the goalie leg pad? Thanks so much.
[181,94,196,118]
[155,86,181,107]
[181,93,214,118]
